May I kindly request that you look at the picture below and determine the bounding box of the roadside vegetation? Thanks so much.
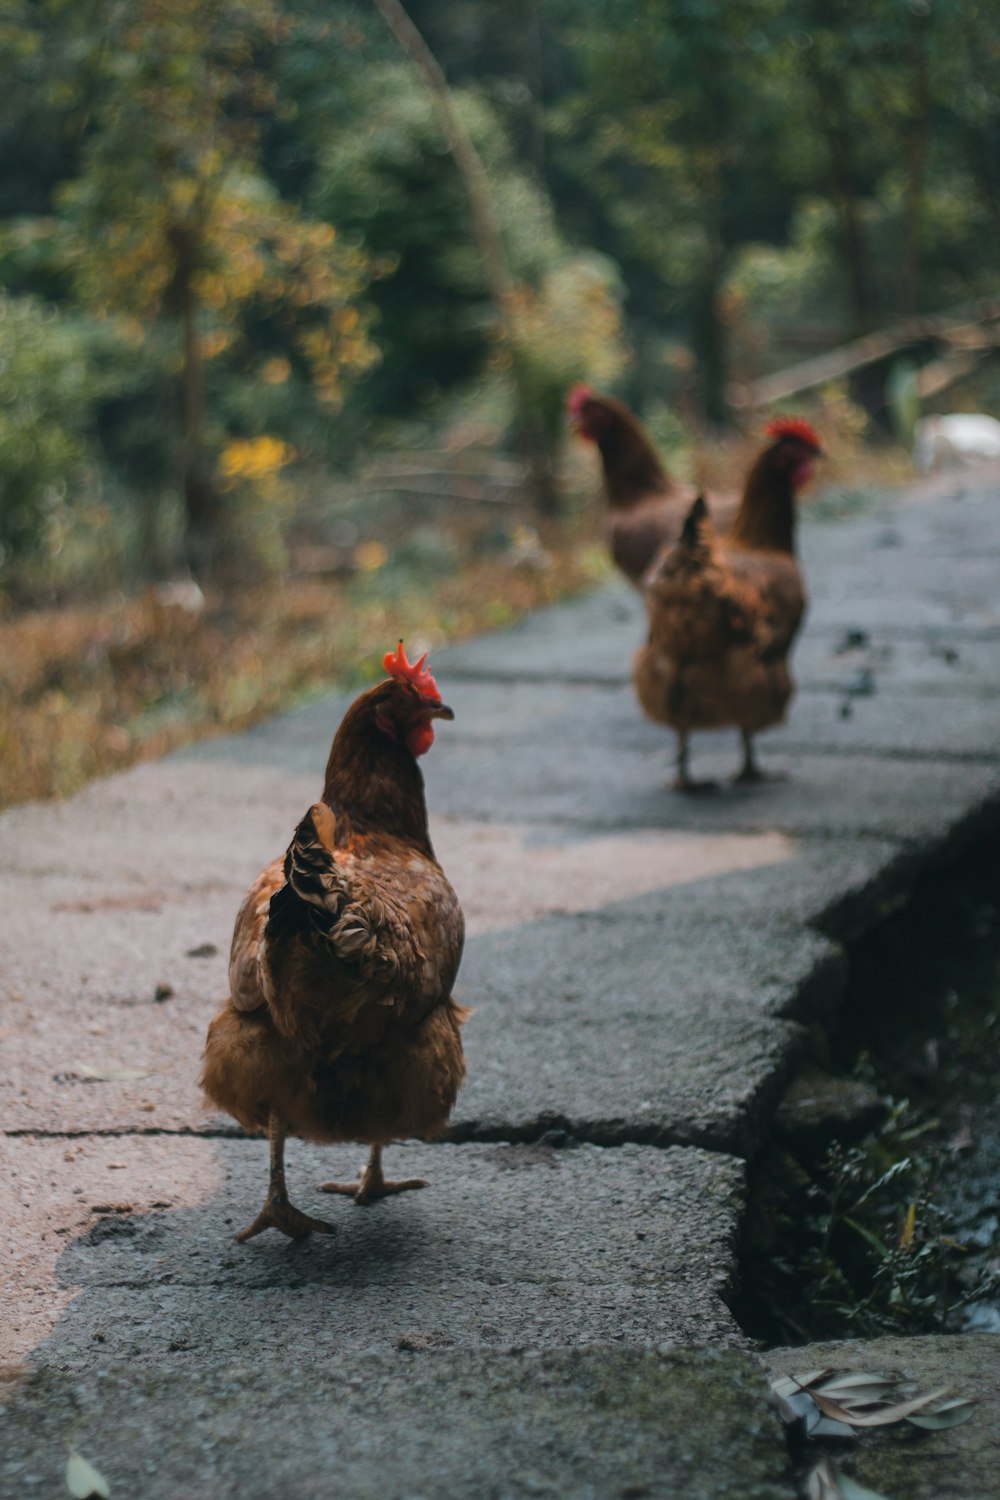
[737,845,1000,1346]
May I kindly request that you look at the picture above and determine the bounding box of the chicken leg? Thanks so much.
[733,728,786,785]
[673,731,718,793]
[318,1144,428,1205]
[235,1111,336,1242]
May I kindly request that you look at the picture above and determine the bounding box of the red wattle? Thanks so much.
[406,723,435,757]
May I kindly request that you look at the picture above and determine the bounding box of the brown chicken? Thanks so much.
[201,642,467,1242]
[566,384,739,587]
[633,417,821,789]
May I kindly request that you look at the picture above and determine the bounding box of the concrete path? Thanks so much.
[2,471,999,1498]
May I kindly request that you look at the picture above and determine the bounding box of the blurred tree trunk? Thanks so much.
[802,42,890,427]
[691,252,728,428]
[370,0,560,514]
[179,286,215,567]
[814,97,875,325]
[901,3,931,316]
[166,224,216,571]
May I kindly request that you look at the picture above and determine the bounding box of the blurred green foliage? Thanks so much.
[0,293,131,563]
[0,293,86,561]
[1,0,998,590]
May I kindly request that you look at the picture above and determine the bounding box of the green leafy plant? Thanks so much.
[740,1097,995,1345]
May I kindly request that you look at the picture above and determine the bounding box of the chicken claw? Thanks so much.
[235,1191,336,1243]
[672,733,719,794]
[235,1110,335,1242]
[319,1144,428,1205]
[673,772,720,794]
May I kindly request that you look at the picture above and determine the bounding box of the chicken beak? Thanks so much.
[431,703,455,722]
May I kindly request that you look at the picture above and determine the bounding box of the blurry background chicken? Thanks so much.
[201,642,466,1241]
[633,418,821,790]
[566,385,740,587]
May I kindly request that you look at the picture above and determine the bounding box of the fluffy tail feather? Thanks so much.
[268,804,399,979]
[680,493,709,546]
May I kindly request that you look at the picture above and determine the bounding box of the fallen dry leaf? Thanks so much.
[805,1457,842,1500]
[66,1450,110,1499]
[810,1384,953,1429]
[774,1366,980,1460]
[905,1396,977,1431]
[806,1456,892,1500]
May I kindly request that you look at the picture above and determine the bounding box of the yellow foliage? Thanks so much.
[199,328,232,360]
[354,540,388,573]
[261,356,291,385]
[218,434,292,481]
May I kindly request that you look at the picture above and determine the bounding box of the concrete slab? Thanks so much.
[2,1136,745,1367]
[436,582,641,684]
[795,629,1000,697]
[453,911,840,1153]
[420,689,1000,840]
[0,1347,791,1500]
[771,687,1000,762]
[767,1334,1000,1500]
[801,494,1000,634]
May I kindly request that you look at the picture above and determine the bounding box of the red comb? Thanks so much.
[382,640,442,704]
[764,415,822,450]
[566,384,594,419]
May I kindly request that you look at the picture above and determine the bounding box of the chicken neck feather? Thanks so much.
[321,689,434,856]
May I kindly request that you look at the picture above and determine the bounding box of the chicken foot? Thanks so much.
[673,731,718,794]
[733,729,786,785]
[318,1144,428,1205]
[235,1111,337,1242]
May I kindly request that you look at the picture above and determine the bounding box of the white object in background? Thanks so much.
[913,413,1000,473]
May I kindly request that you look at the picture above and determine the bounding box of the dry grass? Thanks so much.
[0,518,609,810]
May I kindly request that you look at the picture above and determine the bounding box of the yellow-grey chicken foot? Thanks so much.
[319,1144,429,1205]
[672,733,719,794]
[235,1112,336,1242]
[733,729,787,784]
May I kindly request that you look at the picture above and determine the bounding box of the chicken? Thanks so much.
[633,417,821,790]
[566,384,739,587]
[201,642,467,1241]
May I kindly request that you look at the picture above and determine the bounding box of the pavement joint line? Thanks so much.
[444,670,625,686]
[4,1125,245,1139]
[0,1122,751,1152]
[441,652,1000,687]
[794,683,1000,701]
[775,743,1000,764]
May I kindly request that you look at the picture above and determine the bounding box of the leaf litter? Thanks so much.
[774,1367,977,1433]
[772,1367,978,1500]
